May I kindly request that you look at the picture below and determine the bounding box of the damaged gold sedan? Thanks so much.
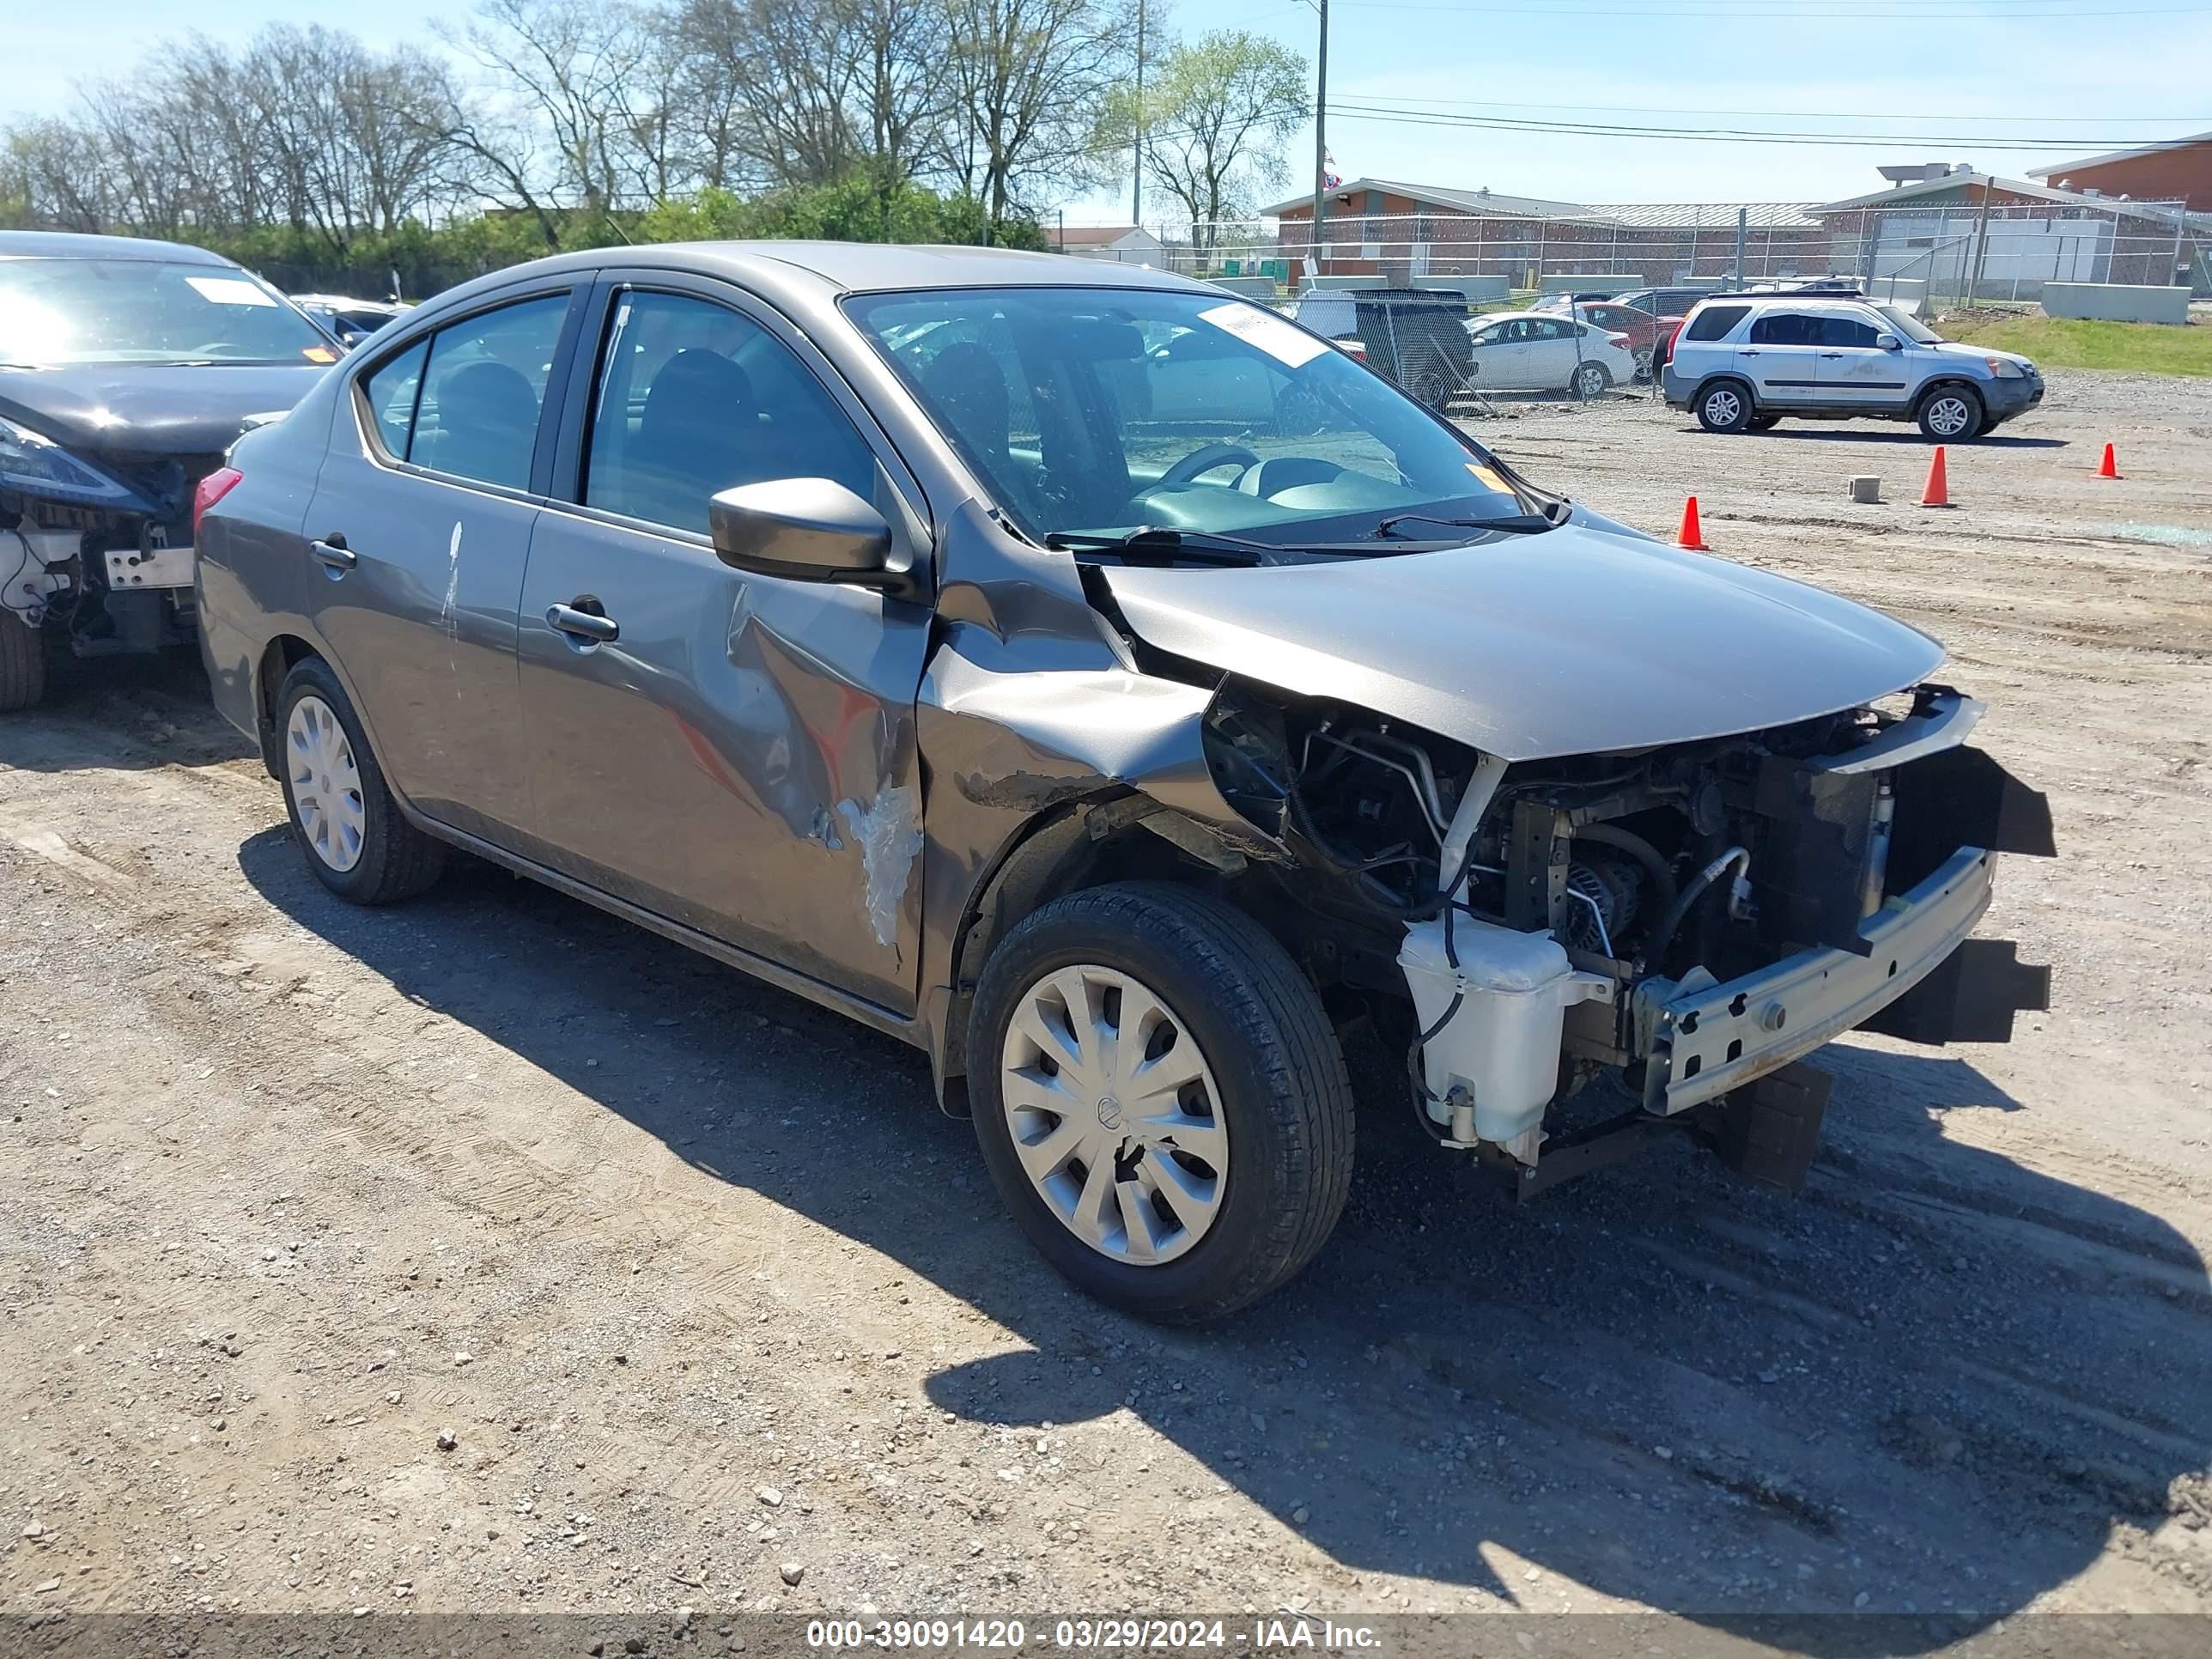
[195,245,2051,1322]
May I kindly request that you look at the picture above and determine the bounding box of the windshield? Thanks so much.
[0,257,339,368]
[1875,304,1944,345]
[843,286,1532,547]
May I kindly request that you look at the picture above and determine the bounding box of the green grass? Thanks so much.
[1942,313,2212,377]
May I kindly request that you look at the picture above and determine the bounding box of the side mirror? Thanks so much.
[708,478,896,586]
[1876,332,1902,350]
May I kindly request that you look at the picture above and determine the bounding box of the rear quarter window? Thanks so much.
[1684,305,1750,343]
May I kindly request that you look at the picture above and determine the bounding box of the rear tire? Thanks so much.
[1747,412,1783,432]
[1917,385,1984,441]
[967,882,1355,1324]
[1571,361,1612,400]
[1632,346,1655,384]
[0,610,45,712]
[1696,380,1753,434]
[275,656,445,904]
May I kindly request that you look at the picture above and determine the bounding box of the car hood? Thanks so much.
[1097,520,1945,760]
[1926,340,2031,373]
[0,362,326,457]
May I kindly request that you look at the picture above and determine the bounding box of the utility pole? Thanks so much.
[1309,0,1329,281]
[1131,0,1146,228]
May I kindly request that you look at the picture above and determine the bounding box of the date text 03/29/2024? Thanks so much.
[804,1619,1384,1651]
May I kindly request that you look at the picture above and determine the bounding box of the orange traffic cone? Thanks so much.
[2098,442,2121,478]
[1919,446,1952,508]
[1674,495,1710,550]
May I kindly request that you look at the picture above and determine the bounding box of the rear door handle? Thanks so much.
[1820,351,1844,359]
[547,602,618,644]
[309,536,356,573]
[1739,349,1761,356]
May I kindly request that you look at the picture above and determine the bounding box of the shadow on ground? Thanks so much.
[240,832,2210,1654]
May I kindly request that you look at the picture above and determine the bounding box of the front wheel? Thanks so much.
[1696,380,1753,433]
[1917,386,1984,441]
[275,656,446,904]
[967,882,1355,1323]
[1632,346,1655,384]
[0,610,46,712]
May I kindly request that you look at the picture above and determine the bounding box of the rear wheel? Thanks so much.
[1571,361,1612,400]
[968,882,1355,1324]
[0,610,45,712]
[1632,345,1655,383]
[1696,380,1753,434]
[275,656,446,904]
[1917,386,1984,441]
[1747,412,1784,432]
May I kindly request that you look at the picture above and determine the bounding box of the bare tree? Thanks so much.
[943,0,1137,224]
[440,0,662,220]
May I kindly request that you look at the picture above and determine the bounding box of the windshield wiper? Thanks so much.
[1045,526,1274,566]
[1370,511,1558,539]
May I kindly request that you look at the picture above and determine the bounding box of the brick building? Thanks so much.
[2031,131,2212,216]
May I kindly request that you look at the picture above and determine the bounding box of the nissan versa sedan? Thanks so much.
[196,244,2052,1322]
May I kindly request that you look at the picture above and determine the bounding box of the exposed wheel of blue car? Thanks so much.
[1696,380,1753,434]
[0,609,45,713]
[275,656,445,904]
[967,881,1354,1324]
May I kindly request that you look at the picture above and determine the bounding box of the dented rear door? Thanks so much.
[301,282,584,849]
[513,275,935,1014]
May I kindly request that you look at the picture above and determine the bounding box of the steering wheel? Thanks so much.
[1157,442,1262,488]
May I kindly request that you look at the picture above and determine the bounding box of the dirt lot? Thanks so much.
[4,372,2211,1650]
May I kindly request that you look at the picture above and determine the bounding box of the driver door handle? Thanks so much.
[1740,349,1761,357]
[547,601,618,644]
[309,535,356,573]
[1820,351,1845,359]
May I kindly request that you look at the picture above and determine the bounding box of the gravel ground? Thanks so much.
[3,370,2210,1650]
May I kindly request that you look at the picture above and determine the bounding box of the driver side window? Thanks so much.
[581,290,876,535]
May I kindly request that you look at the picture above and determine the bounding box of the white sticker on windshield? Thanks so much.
[185,276,279,308]
[1197,301,1330,368]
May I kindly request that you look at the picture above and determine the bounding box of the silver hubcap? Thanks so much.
[1706,389,1742,425]
[1929,397,1971,435]
[1000,963,1228,1266]
[286,695,367,873]
[1576,365,1604,396]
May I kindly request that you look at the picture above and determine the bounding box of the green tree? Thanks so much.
[1106,30,1306,253]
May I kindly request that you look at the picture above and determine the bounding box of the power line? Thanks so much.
[1346,94,2212,124]
[1323,100,2212,148]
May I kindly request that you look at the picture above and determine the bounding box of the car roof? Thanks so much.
[0,229,238,265]
[500,240,1212,296]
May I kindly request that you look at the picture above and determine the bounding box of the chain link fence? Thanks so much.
[1053,198,2208,412]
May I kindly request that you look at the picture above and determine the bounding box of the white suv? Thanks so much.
[1662,291,2043,441]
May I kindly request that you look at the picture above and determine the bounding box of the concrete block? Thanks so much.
[2041,283,2191,324]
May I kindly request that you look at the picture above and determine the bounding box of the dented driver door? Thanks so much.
[513,275,935,1014]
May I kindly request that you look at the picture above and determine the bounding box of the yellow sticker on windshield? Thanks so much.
[1466,462,1510,492]
[302,345,337,364]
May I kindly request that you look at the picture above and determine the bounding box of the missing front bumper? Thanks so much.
[1638,845,2044,1117]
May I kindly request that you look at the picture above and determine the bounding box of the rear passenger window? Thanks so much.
[410,294,570,490]
[1819,315,1880,349]
[1750,313,1826,347]
[1684,305,1748,343]
[582,290,876,536]
[361,340,427,459]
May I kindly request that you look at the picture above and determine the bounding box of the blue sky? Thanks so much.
[9,0,2209,222]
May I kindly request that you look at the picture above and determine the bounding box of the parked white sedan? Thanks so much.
[1462,310,1636,397]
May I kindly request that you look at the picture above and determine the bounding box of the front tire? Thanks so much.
[0,610,46,712]
[1696,380,1753,433]
[275,656,445,904]
[967,882,1354,1323]
[1917,386,1984,441]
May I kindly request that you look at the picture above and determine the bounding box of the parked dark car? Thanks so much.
[0,230,338,709]
[1286,286,1476,407]
[195,243,2050,1322]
